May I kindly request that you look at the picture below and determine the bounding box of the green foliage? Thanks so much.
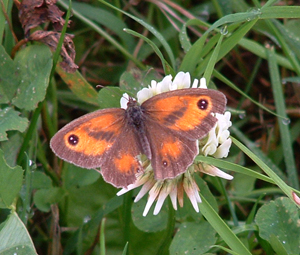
[255,197,300,254]
[170,222,217,255]
[0,150,23,208]
[0,0,299,254]
[0,212,37,255]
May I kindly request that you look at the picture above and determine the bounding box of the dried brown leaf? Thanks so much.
[18,0,68,35]
[29,30,78,73]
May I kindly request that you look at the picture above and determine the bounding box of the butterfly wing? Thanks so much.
[144,121,199,179]
[142,88,226,179]
[50,109,143,188]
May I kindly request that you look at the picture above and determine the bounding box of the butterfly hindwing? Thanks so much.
[144,120,198,179]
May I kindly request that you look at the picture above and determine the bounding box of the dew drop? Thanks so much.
[220,26,228,35]
[83,215,91,223]
[282,118,290,125]
[239,113,246,119]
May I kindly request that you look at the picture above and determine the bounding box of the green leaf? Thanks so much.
[170,222,216,255]
[12,45,53,111]
[260,6,300,19]
[199,195,251,255]
[31,171,53,190]
[119,68,162,96]
[266,44,299,189]
[56,65,99,106]
[62,164,100,189]
[33,187,65,212]
[269,234,289,255]
[97,87,123,109]
[255,197,300,255]
[0,45,19,104]
[71,2,135,51]
[124,28,173,75]
[131,196,168,232]
[0,149,23,208]
[0,212,37,255]
[0,106,28,141]
[98,0,176,69]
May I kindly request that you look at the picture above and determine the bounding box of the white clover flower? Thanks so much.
[120,93,130,109]
[118,72,232,216]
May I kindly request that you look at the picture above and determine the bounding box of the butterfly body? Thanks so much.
[50,88,227,188]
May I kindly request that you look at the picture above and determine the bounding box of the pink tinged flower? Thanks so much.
[153,181,176,215]
[169,185,178,210]
[183,172,201,212]
[197,163,233,180]
[143,181,163,216]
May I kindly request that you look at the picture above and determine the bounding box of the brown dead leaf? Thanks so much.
[29,30,78,73]
[19,0,68,35]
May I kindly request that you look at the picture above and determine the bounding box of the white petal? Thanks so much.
[191,79,199,88]
[137,87,153,104]
[143,195,156,217]
[117,186,134,196]
[143,183,162,216]
[153,191,168,215]
[217,130,230,144]
[169,187,178,210]
[199,78,207,89]
[199,163,233,180]
[170,72,190,90]
[213,138,232,158]
[184,186,199,212]
[120,93,130,109]
[134,179,156,202]
[158,75,172,93]
[200,128,218,156]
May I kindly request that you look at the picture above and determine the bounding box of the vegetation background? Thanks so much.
[0,0,300,254]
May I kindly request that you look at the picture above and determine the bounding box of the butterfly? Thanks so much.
[50,88,227,188]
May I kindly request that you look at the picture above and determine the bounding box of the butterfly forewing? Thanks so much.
[50,108,143,187]
[142,88,226,140]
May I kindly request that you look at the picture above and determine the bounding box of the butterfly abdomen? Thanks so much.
[125,104,152,159]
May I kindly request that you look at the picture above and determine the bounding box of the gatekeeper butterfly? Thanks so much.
[50,88,226,188]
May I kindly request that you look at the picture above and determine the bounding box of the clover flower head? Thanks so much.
[118,72,233,216]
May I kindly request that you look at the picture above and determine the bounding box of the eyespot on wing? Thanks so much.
[50,108,126,168]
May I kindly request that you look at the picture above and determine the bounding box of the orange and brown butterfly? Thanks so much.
[50,84,227,188]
